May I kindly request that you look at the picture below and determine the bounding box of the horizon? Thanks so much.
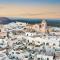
[0,17,60,27]
[0,17,60,20]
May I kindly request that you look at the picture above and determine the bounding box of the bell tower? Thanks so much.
[40,19,47,33]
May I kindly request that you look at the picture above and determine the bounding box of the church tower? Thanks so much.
[40,19,47,33]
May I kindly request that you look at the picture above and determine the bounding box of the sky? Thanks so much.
[0,0,60,18]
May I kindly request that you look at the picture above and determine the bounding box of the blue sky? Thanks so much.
[0,0,60,6]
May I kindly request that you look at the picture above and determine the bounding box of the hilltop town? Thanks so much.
[0,20,60,60]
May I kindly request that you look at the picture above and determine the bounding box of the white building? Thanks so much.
[35,54,53,60]
[0,39,7,49]
[16,22,27,27]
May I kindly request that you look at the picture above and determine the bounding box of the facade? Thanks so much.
[35,55,53,60]
[40,20,47,33]
[26,19,48,33]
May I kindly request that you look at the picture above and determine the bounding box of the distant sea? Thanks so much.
[13,18,60,27]
[0,18,60,27]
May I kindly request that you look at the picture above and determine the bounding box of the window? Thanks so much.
[39,25,41,28]
[0,29,1,32]
[59,41,60,47]
[16,52,20,54]
[25,56,28,58]
[43,42,45,45]
[12,52,14,54]
[46,43,49,45]
[38,58,40,60]
[27,34,28,36]
[47,58,49,60]
[38,41,40,43]
[53,43,55,46]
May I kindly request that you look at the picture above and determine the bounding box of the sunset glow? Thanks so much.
[0,0,60,18]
